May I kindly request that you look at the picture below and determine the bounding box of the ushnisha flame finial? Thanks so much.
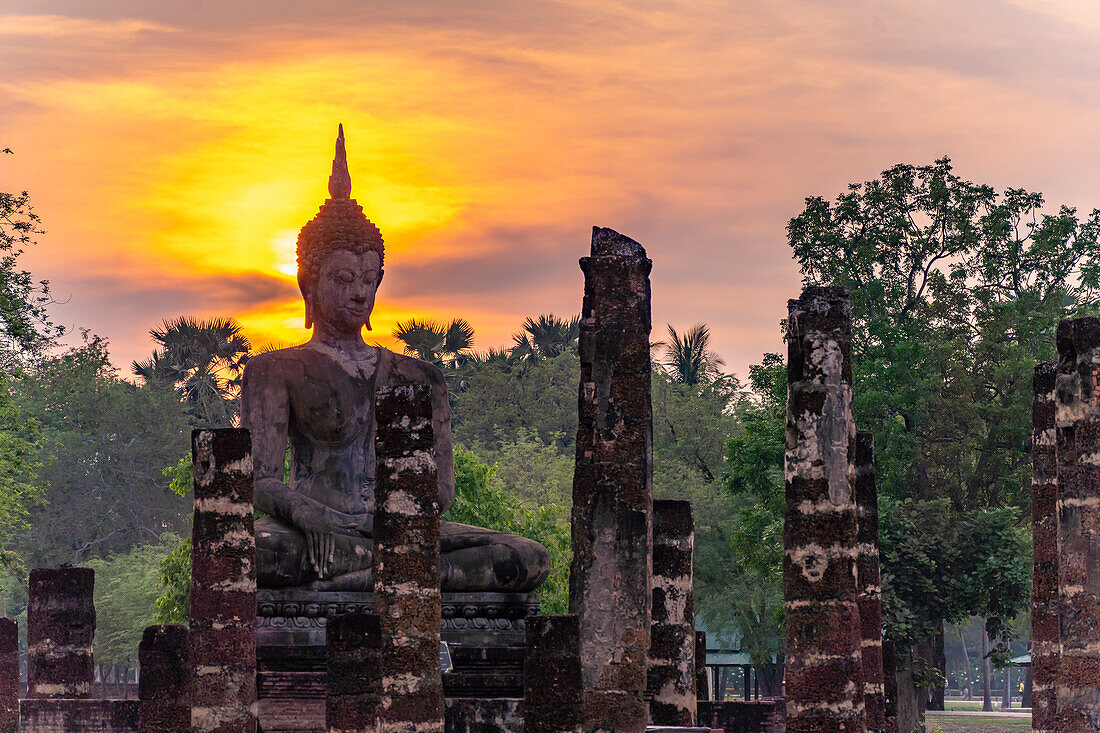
[328,123,352,199]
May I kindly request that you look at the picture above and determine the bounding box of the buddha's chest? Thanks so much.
[285,367,376,447]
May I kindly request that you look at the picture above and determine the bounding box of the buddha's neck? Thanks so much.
[310,322,370,352]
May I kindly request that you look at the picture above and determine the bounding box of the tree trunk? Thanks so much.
[958,628,973,701]
[1001,667,1011,710]
[929,624,946,710]
[758,660,784,698]
[981,625,993,712]
[1023,666,1032,708]
[896,651,926,733]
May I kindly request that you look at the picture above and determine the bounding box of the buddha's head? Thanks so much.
[296,125,385,333]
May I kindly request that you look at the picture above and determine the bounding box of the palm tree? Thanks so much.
[132,316,252,426]
[660,323,725,386]
[509,314,579,363]
[392,317,476,370]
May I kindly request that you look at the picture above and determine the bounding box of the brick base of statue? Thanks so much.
[256,589,539,732]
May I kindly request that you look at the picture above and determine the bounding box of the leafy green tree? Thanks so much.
[716,354,786,689]
[87,535,183,665]
[15,336,191,567]
[131,316,251,427]
[509,314,579,363]
[392,317,476,370]
[445,447,570,613]
[0,148,63,368]
[452,349,579,454]
[465,429,574,508]
[722,158,1083,715]
[659,323,725,386]
[0,373,43,575]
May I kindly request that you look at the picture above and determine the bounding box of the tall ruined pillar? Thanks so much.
[854,432,885,732]
[695,631,709,703]
[374,384,444,733]
[27,566,94,699]
[189,428,257,733]
[1032,361,1058,733]
[0,618,15,733]
[783,286,864,733]
[881,640,897,733]
[1054,318,1100,731]
[327,613,382,733]
[648,499,696,726]
[524,615,584,733]
[569,226,653,733]
[138,625,189,733]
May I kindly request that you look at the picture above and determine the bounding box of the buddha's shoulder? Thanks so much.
[379,348,446,387]
[242,344,314,379]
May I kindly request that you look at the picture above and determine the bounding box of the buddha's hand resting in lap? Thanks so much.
[288,504,357,579]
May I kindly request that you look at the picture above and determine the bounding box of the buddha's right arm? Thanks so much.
[241,356,315,528]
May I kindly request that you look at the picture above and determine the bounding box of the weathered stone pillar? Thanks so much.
[0,618,16,733]
[882,639,897,733]
[648,499,696,726]
[327,613,382,733]
[855,432,885,732]
[569,226,653,733]
[27,566,94,699]
[783,286,864,733]
[1032,360,1058,733]
[524,614,584,733]
[1054,318,1100,731]
[695,631,708,703]
[189,428,257,733]
[138,624,189,733]
[374,384,444,733]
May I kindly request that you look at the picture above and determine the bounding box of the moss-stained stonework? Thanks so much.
[783,286,864,733]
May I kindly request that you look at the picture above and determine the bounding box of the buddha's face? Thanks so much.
[308,249,383,334]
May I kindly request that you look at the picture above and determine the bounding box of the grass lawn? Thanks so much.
[928,714,1031,732]
[944,701,1023,711]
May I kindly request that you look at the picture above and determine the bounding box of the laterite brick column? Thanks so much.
[327,613,382,732]
[855,432,885,732]
[1054,318,1100,731]
[189,428,257,733]
[1031,361,1058,733]
[524,614,584,733]
[138,624,189,733]
[695,631,708,702]
[882,639,897,733]
[569,226,653,733]
[374,384,444,733]
[783,286,864,733]
[0,618,15,733]
[648,499,696,726]
[27,566,94,699]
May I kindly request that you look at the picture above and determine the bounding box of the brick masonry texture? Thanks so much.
[327,613,382,732]
[374,384,444,733]
[189,428,257,733]
[568,226,654,733]
[138,624,189,733]
[27,567,95,700]
[524,614,583,733]
[648,499,696,726]
[1054,319,1100,732]
[1032,361,1058,733]
[854,432,884,733]
[783,286,865,733]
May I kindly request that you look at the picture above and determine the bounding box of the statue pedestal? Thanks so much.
[256,589,539,732]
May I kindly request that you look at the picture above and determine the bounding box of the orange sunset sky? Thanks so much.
[4,1,1100,377]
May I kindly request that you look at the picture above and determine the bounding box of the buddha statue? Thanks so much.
[241,126,550,594]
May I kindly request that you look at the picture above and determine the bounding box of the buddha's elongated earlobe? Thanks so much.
[365,315,372,331]
[305,302,314,329]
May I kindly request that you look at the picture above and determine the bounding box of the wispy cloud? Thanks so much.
[3,1,1100,373]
